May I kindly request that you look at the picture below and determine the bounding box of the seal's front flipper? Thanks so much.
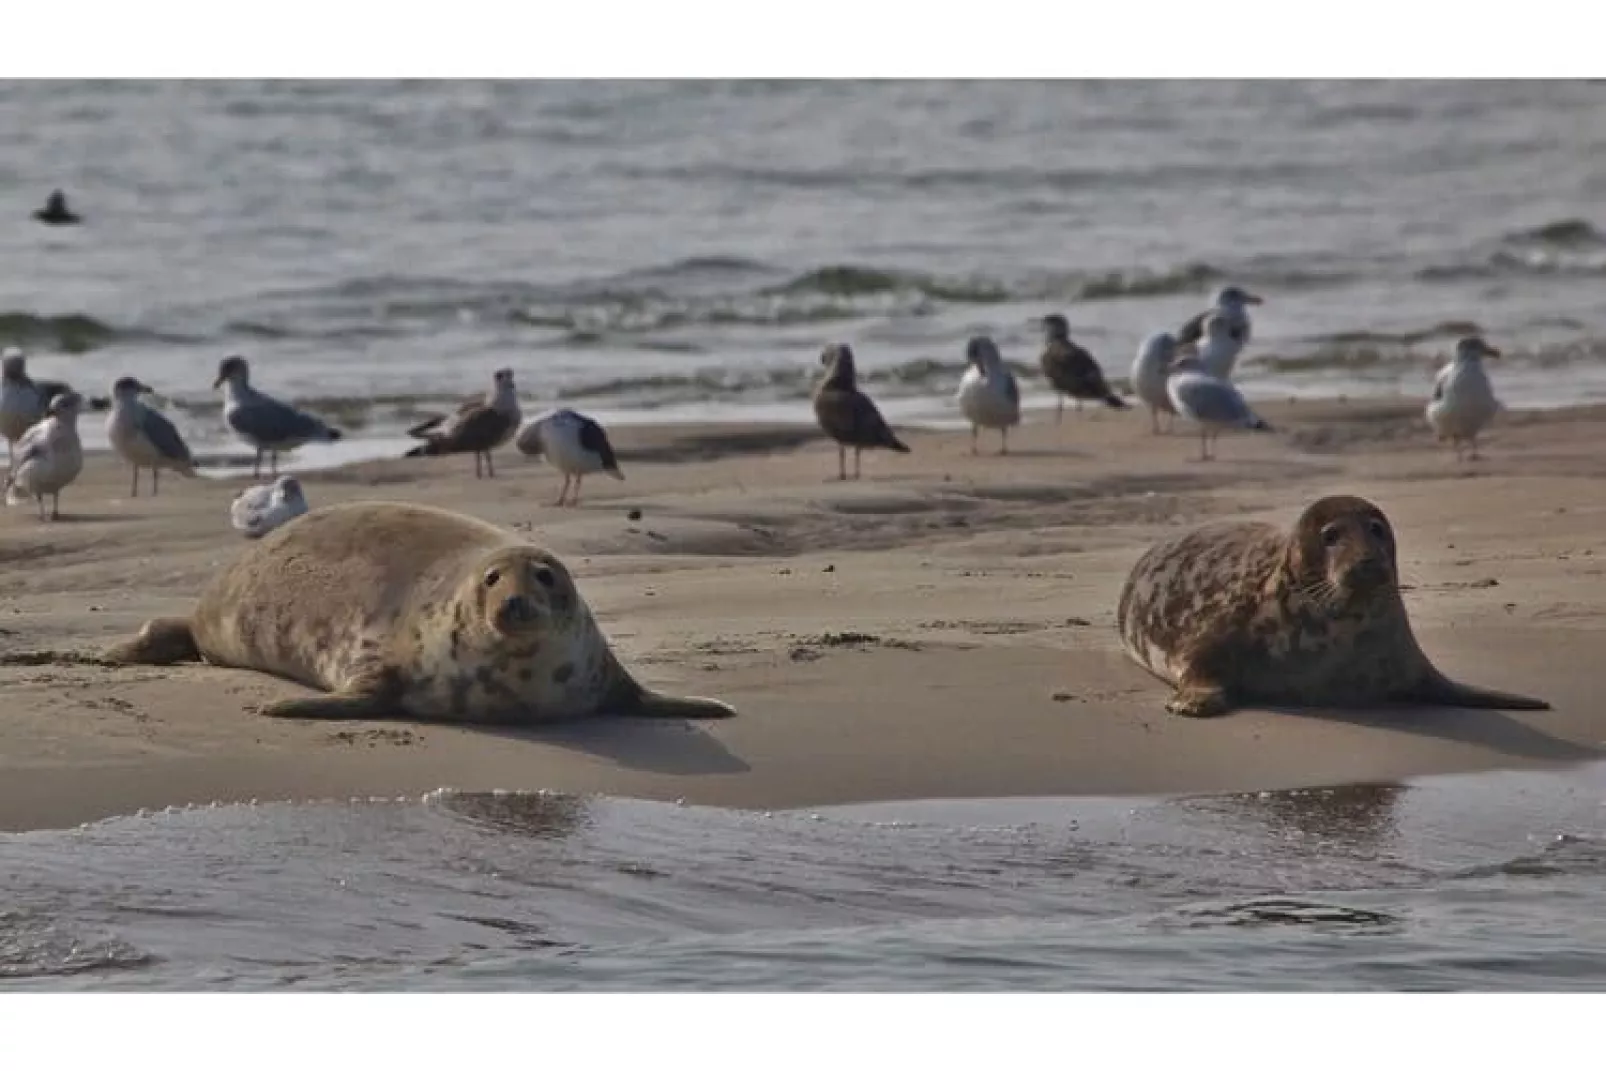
[1165,681,1234,718]
[102,617,199,665]
[1403,671,1551,712]
[260,691,393,720]
[624,691,738,720]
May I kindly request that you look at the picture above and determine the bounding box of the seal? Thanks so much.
[101,500,737,723]
[1114,494,1550,718]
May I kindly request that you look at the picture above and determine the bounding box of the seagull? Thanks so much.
[1038,314,1128,419]
[1426,336,1504,461]
[516,408,624,507]
[1165,358,1275,462]
[812,343,910,481]
[32,189,82,226]
[1,348,73,468]
[213,354,343,478]
[1130,331,1180,435]
[404,368,522,479]
[1190,310,1254,381]
[4,391,84,519]
[1175,284,1264,355]
[230,475,310,539]
[105,376,197,497]
[955,335,1021,455]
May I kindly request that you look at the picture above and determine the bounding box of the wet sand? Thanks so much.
[2,398,1603,832]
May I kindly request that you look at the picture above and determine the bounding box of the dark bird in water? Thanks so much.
[33,189,82,226]
[1038,313,1129,419]
[811,343,910,481]
[404,368,521,479]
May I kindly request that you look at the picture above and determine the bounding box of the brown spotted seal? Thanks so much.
[1115,494,1550,718]
[102,500,736,723]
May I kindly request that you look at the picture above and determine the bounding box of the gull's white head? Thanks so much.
[213,354,251,390]
[111,376,154,402]
[46,391,83,421]
[1453,336,1501,364]
[1214,285,1264,310]
[965,335,1004,372]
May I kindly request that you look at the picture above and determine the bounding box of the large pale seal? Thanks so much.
[1115,494,1550,718]
[102,501,736,723]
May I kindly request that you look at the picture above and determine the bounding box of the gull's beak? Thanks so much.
[1243,292,1265,305]
[137,381,155,394]
[1483,345,1502,359]
[212,373,226,389]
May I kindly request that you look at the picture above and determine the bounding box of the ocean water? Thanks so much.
[5,80,1606,471]
[4,764,1605,991]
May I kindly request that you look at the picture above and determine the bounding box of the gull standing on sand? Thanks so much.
[812,343,910,481]
[4,391,84,520]
[231,475,309,539]
[1165,357,1274,462]
[955,335,1021,455]
[1,347,73,468]
[1130,331,1180,435]
[1426,336,1505,461]
[214,355,343,478]
[1175,285,1265,364]
[1038,314,1128,419]
[404,368,522,479]
[516,407,624,507]
[105,376,196,497]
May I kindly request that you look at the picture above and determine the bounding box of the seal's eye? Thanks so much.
[1320,525,1343,548]
[1367,518,1389,541]
[483,569,501,588]
[532,565,556,589]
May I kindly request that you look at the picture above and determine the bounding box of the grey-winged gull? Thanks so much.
[1129,330,1180,435]
[812,343,910,481]
[1175,284,1264,356]
[955,335,1020,455]
[4,391,84,519]
[106,376,197,497]
[1165,357,1274,462]
[231,475,310,539]
[1038,314,1128,419]
[404,367,522,479]
[516,407,624,507]
[1,347,74,468]
[1426,336,1504,461]
[213,355,343,478]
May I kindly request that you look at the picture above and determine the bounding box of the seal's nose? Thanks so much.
[500,594,537,625]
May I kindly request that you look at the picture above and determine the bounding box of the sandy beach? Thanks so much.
[2,398,1602,833]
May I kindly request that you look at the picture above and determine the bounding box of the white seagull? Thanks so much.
[1130,331,1180,435]
[1165,358,1275,462]
[1,347,73,469]
[955,335,1021,455]
[1176,285,1265,370]
[4,390,85,519]
[230,475,310,539]
[105,376,197,497]
[516,408,624,507]
[213,355,343,478]
[1426,336,1504,461]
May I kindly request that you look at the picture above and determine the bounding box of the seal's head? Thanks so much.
[466,546,577,644]
[1286,495,1398,606]
[213,354,251,390]
[1039,313,1071,342]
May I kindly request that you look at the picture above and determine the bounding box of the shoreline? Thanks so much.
[3,396,1604,833]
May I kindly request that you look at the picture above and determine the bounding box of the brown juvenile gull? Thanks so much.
[404,368,522,479]
[812,343,910,481]
[1038,314,1128,419]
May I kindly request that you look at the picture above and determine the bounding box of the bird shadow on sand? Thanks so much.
[1263,702,1601,764]
[474,716,751,777]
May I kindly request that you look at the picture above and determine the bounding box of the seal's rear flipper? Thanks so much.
[1405,672,1551,711]
[102,617,199,665]
[625,691,737,720]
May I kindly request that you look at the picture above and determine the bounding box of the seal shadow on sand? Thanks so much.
[471,717,750,777]
[1261,702,1601,764]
